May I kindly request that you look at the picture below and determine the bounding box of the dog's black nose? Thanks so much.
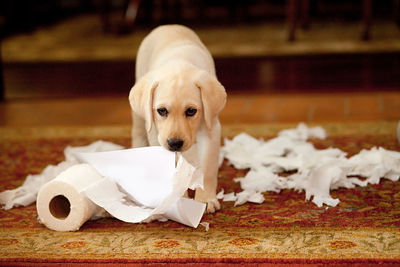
[167,138,184,151]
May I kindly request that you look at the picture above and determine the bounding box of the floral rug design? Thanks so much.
[0,122,399,265]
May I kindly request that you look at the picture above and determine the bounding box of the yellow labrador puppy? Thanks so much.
[129,25,227,213]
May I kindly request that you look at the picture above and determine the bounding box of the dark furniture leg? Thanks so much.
[362,0,372,41]
[287,0,299,41]
[100,0,142,34]
[301,0,310,29]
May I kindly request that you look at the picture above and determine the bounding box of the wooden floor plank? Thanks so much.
[1,92,398,127]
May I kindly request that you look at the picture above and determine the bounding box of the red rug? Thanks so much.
[0,122,399,265]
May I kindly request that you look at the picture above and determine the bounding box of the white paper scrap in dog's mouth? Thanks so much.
[76,147,177,208]
[75,146,206,228]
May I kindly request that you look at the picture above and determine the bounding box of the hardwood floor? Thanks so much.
[1,91,399,127]
[1,54,399,127]
[3,14,400,62]
[3,54,400,99]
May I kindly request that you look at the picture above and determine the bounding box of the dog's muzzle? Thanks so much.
[167,138,184,151]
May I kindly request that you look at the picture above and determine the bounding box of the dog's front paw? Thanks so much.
[195,192,221,213]
[205,198,221,213]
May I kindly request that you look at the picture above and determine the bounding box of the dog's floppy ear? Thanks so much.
[196,71,227,131]
[129,73,159,132]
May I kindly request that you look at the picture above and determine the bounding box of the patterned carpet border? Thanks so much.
[0,228,399,260]
[2,258,400,266]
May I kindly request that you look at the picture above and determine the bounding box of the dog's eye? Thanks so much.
[185,107,197,117]
[157,107,168,117]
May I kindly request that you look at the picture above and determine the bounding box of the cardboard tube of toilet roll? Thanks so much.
[36,164,105,231]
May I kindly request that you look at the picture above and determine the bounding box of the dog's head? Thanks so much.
[129,63,226,152]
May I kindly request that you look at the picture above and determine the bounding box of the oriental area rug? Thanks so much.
[0,122,399,266]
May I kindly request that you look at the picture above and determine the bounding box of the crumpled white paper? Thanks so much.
[216,188,265,206]
[221,123,400,207]
[0,141,123,210]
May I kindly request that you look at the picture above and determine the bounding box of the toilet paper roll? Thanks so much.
[36,164,105,231]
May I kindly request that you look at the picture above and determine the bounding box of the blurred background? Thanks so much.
[0,0,399,125]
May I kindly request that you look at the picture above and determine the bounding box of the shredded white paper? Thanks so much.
[199,221,210,231]
[1,122,399,226]
[221,123,400,207]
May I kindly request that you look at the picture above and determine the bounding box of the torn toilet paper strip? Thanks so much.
[78,147,206,227]
[75,146,178,208]
[221,123,400,207]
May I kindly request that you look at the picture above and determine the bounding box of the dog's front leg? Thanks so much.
[195,121,221,213]
[131,111,149,148]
